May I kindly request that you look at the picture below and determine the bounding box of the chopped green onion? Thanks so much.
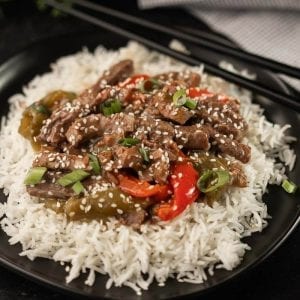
[184,99,197,110]
[139,78,161,92]
[102,106,112,116]
[197,170,230,193]
[101,99,122,116]
[88,154,101,175]
[72,181,85,195]
[111,100,122,113]
[282,179,297,194]
[173,89,187,107]
[57,170,90,187]
[172,89,197,109]
[31,103,50,115]
[139,147,150,163]
[118,137,140,147]
[24,167,47,185]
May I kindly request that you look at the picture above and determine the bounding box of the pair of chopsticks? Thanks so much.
[45,0,300,111]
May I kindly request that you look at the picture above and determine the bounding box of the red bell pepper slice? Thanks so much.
[119,74,150,88]
[156,161,200,221]
[187,88,214,98]
[118,174,168,198]
[187,88,230,104]
[152,183,171,201]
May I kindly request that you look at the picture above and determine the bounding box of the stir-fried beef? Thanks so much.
[139,148,171,184]
[174,125,210,150]
[119,209,147,228]
[213,133,251,163]
[27,183,75,199]
[66,114,108,146]
[97,59,134,87]
[154,70,201,87]
[94,86,132,106]
[151,93,195,125]
[195,99,247,140]
[229,162,248,187]
[95,133,123,149]
[113,145,143,170]
[37,102,86,145]
[97,147,113,163]
[66,113,135,147]
[21,60,252,225]
[137,116,175,143]
[107,113,135,133]
[38,60,133,145]
[33,152,90,170]
[79,59,134,105]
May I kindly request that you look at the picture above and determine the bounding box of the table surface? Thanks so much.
[0,1,299,299]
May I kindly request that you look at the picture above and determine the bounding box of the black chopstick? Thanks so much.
[44,0,300,112]
[71,0,300,80]
[175,25,239,48]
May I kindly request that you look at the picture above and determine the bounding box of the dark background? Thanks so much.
[0,1,299,299]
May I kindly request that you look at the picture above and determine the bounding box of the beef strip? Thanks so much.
[97,148,113,164]
[66,113,135,147]
[194,93,241,113]
[27,183,74,199]
[99,59,133,86]
[94,85,132,106]
[37,101,88,145]
[79,59,134,105]
[113,145,143,170]
[136,116,175,143]
[151,93,195,125]
[95,133,124,149]
[38,60,133,145]
[196,99,248,140]
[154,70,201,87]
[193,125,251,163]
[174,125,210,150]
[163,139,182,161]
[122,92,151,115]
[33,152,90,170]
[213,133,251,163]
[66,114,108,146]
[119,209,147,228]
[106,113,135,133]
[229,162,248,187]
[139,148,170,183]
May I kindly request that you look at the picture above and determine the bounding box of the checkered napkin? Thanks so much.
[138,0,300,90]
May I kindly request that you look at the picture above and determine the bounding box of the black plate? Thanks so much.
[0,31,299,300]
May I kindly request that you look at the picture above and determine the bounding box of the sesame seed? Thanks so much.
[85,205,91,213]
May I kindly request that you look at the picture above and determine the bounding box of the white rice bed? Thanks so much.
[0,42,296,295]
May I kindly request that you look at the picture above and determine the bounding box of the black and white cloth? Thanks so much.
[138,0,300,89]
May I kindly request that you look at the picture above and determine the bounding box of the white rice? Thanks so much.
[0,42,296,295]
